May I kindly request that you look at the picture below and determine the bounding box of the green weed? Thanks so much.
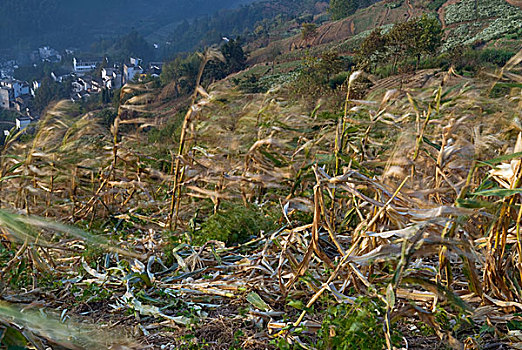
[193,203,278,246]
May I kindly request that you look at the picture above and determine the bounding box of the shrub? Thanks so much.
[315,298,396,350]
[479,49,515,66]
[194,203,277,246]
[427,0,445,11]
[490,83,522,98]
[328,71,350,90]
[276,297,401,350]
[233,74,269,94]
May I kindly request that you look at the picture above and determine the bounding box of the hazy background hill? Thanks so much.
[0,0,254,58]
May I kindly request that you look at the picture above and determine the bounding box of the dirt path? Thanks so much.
[438,0,461,30]
[406,0,414,20]
[377,7,390,27]
[506,0,522,8]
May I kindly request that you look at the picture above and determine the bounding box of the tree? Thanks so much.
[415,15,443,67]
[221,38,246,74]
[357,28,387,72]
[377,15,443,73]
[329,0,359,20]
[384,19,417,72]
[33,77,71,113]
[301,23,318,42]
[294,51,348,98]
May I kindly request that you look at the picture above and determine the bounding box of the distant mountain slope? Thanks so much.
[0,0,254,54]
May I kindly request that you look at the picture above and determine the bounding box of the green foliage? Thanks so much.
[293,51,352,98]
[328,71,350,90]
[97,108,117,129]
[0,109,20,125]
[160,52,203,95]
[162,0,324,56]
[329,0,359,20]
[193,203,277,246]
[356,28,387,71]
[0,0,249,54]
[316,298,399,350]
[329,0,379,20]
[14,61,66,82]
[77,283,112,303]
[276,297,400,350]
[90,31,154,62]
[147,110,185,145]
[232,74,269,94]
[478,48,516,66]
[301,23,318,41]
[507,313,522,331]
[489,82,522,98]
[385,0,404,9]
[0,325,28,348]
[161,39,246,96]
[427,0,446,11]
[33,77,72,113]
[443,46,516,74]
[357,15,443,72]
[220,39,247,74]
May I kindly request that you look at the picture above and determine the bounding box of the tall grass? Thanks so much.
[0,49,521,349]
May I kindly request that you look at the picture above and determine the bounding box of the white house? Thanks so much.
[16,117,31,130]
[31,81,41,96]
[0,88,11,109]
[0,80,29,98]
[130,57,142,66]
[101,67,122,90]
[147,62,164,78]
[123,63,143,85]
[73,58,104,72]
[38,46,62,62]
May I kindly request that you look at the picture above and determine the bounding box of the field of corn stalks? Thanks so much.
[0,49,522,349]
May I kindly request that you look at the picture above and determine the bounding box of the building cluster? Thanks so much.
[0,47,164,138]
[0,79,35,136]
[0,80,31,111]
[0,60,17,79]
[67,57,163,101]
[31,46,62,63]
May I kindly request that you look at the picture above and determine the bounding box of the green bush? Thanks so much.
[490,82,522,98]
[328,71,350,90]
[147,110,185,144]
[194,203,277,246]
[427,0,446,11]
[478,48,515,66]
[276,297,401,350]
[315,298,399,350]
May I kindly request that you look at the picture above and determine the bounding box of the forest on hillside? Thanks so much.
[0,0,252,55]
[161,0,382,54]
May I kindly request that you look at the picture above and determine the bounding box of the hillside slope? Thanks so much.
[248,0,522,63]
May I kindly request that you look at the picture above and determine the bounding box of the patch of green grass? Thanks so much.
[192,202,278,246]
[147,109,185,145]
[317,297,400,350]
[78,283,112,303]
[427,0,445,11]
[489,82,522,98]
[276,297,401,350]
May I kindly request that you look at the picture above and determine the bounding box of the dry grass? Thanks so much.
[0,52,521,349]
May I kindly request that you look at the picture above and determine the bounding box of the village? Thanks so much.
[0,46,163,140]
